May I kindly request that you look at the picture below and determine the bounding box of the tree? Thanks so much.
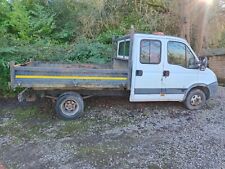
[178,0,225,54]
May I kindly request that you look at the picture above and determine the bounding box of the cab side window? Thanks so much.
[140,40,161,64]
[168,41,197,68]
[168,41,186,67]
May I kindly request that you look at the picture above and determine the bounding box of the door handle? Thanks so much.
[136,70,143,76]
[163,70,170,77]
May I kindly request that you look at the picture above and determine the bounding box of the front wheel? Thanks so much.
[55,92,84,120]
[184,89,206,110]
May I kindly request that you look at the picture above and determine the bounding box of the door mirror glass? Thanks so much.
[199,56,208,71]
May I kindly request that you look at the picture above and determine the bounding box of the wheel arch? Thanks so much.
[183,84,210,101]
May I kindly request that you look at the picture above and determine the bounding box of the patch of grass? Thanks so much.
[0,104,133,142]
[0,106,51,142]
[0,127,7,136]
[95,116,132,129]
[54,115,133,139]
[14,107,37,121]
[26,124,48,139]
[56,119,97,138]
[63,121,89,132]
[1,119,48,142]
[13,106,51,122]
[57,114,131,137]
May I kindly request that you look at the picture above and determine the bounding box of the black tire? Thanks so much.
[55,92,84,120]
[184,89,206,110]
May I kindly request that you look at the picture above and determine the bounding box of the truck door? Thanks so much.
[130,37,164,102]
[161,40,199,101]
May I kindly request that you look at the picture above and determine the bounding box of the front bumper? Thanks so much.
[208,82,218,98]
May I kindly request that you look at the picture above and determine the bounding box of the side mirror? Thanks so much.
[198,56,208,71]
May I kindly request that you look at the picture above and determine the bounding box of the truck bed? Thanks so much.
[10,62,129,90]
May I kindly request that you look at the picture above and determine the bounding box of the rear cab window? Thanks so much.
[117,40,130,60]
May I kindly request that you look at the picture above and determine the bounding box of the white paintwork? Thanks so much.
[162,38,199,101]
[128,33,217,102]
[130,34,164,101]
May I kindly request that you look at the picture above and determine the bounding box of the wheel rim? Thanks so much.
[190,94,202,106]
[60,99,79,116]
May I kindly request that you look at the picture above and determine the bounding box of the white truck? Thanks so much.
[10,33,218,120]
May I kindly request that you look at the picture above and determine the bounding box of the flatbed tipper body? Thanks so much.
[10,33,218,120]
[11,61,129,90]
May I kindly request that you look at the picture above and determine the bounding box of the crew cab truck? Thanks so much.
[10,33,218,120]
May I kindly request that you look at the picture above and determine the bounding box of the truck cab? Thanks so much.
[116,33,218,109]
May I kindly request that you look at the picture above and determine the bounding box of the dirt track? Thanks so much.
[0,87,225,169]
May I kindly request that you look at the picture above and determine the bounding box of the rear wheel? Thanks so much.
[55,92,84,120]
[184,89,206,110]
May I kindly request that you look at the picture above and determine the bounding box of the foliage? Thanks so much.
[219,31,225,48]
[29,4,56,39]
[68,38,112,64]
[0,59,10,94]
[0,0,205,95]
[8,1,30,40]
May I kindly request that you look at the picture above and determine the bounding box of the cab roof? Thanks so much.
[134,33,187,43]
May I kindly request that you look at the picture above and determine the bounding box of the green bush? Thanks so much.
[0,59,10,94]
[0,0,181,96]
[68,38,112,64]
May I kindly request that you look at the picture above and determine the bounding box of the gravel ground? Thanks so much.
[0,87,225,169]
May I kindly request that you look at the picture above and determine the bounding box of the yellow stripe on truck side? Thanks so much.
[15,75,128,81]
